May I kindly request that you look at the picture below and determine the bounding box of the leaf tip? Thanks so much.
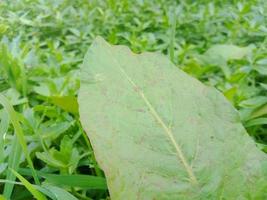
[93,36,108,46]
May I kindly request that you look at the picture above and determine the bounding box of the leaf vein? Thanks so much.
[105,44,198,185]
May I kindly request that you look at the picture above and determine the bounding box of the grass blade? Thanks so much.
[0,94,40,188]
[42,185,78,200]
[10,169,47,200]
[19,168,107,189]
[3,136,21,198]
[0,109,9,162]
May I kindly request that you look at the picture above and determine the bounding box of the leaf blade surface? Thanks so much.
[79,37,267,199]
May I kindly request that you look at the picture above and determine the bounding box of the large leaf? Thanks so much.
[78,37,267,199]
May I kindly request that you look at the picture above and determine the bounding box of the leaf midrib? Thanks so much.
[103,42,198,185]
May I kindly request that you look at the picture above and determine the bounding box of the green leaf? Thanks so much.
[251,104,267,119]
[10,169,47,200]
[50,96,78,114]
[43,174,106,190]
[36,135,80,173]
[260,83,267,90]
[79,37,267,199]
[239,96,267,108]
[19,168,107,190]
[41,185,78,200]
[0,109,9,163]
[3,136,21,198]
[255,65,267,75]
[203,44,252,61]
[199,44,252,78]
[245,118,267,127]
[36,151,66,169]
[0,195,7,200]
[39,122,72,140]
[0,93,39,198]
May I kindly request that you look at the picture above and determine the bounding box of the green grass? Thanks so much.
[0,0,266,199]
